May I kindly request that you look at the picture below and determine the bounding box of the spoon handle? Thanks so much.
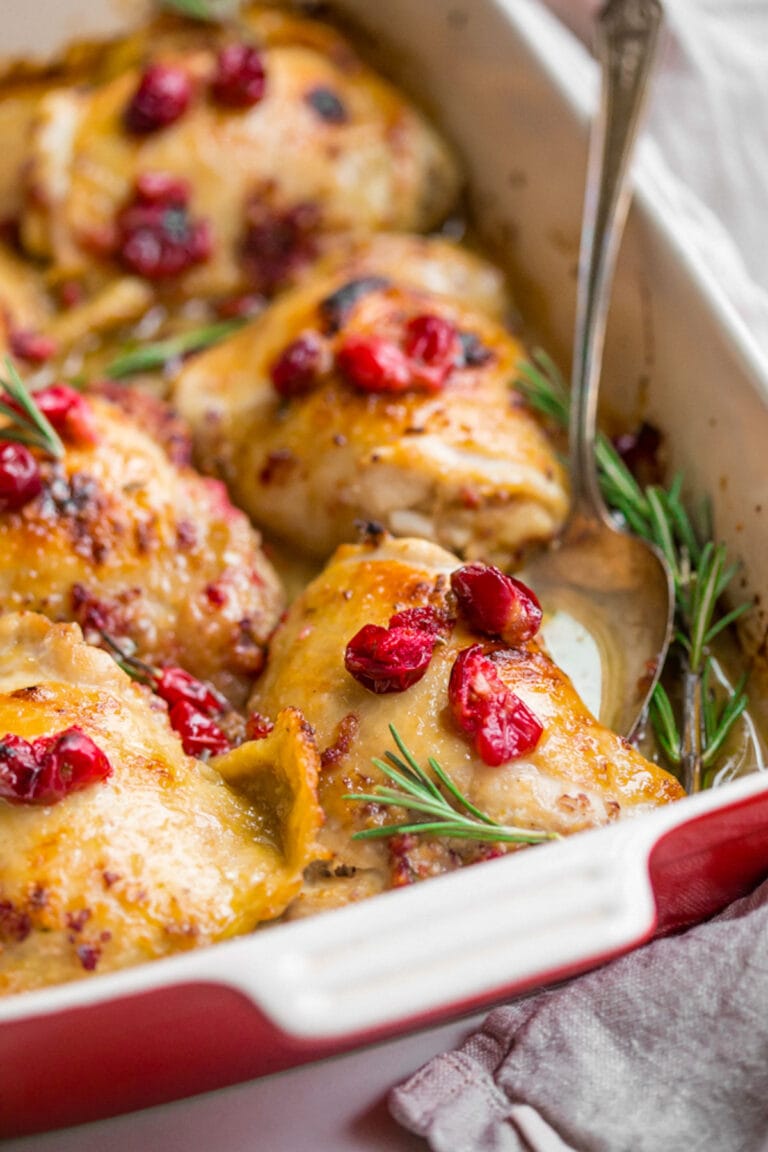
[570,0,663,518]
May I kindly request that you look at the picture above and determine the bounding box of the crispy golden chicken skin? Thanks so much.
[0,613,323,996]
[0,390,283,707]
[19,6,460,299]
[174,246,568,567]
[250,535,685,913]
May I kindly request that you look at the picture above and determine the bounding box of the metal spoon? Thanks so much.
[522,0,672,738]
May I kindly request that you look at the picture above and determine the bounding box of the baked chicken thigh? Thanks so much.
[174,243,569,566]
[0,613,322,996]
[0,383,282,707]
[250,534,685,913]
[19,6,460,301]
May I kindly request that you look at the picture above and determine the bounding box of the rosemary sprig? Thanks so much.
[106,317,247,380]
[0,358,64,459]
[344,725,557,845]
[516,351,751,786]
[159,0,216,20]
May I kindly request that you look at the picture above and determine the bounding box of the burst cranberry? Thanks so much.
[448,645,505,735]
[0,442,41,512]
[345,622,437,694]
[336,335,412,394]
[613,421,663,487]
[0,727,112,806]
[10,329,58,365]
[211,43,267,108]
[472,694,543,766]
[134,171,191,206]
[124,64,192,134]
[154,666,225,716]
[59,280,85,310]
[246,712,274,740]
[169,700,230,758]
[241,201,319,296]
[388,606,453,636]
[116,178,211,280]
[451,563,542,645]
[0,735,39,803]
[270,333,325,398]
[448,645,542,766]
[33,385,98,446]
[34,728,113,803]
[404,314,460,391]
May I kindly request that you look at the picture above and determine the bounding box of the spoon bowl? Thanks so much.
[521,0,672,738]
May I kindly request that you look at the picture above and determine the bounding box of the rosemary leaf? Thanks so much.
[353,821,553,844]
[701,671,749,771]
[107,317,246,379]
[345,725,557,846]
[427,756,497,826]
[705,602,752,646]
[649,682,682,767]
[0,359,64,460]
[159,0,216,20]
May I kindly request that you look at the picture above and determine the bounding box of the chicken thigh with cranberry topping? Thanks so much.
[250,534,684,914]
[19,5,460,301]
[0,612,322,996]
[0,383,283,708]
[174,255,569,567]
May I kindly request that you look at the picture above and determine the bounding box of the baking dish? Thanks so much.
[3,0,768,1137]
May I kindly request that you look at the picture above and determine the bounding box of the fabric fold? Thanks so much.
[391,877,768,1151]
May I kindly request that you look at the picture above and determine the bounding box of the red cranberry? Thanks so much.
[34,385,98,446]
[169,700,230,758]
[0,735,39,803]
[404,314,460,391]
[215,292,264,320]
[246,712,274,740]
[0,727,112,806]
[0,442,42,512]
[10,329,58,365]
[448,646,542,766]
[59,280,85,310]
[124,64,192,134]
[336,335,412,394]
[34,728,113,803]
[154,666,225,716]
[448,645,505,735]
[211,43,267,108]
[116,177,212,280]
[388,606,453,636]
[472,693,543,767]
[241,201,319,296]
[270,333,325,398]
[613,421,663,487]
[134,171,191,206]
[345,622,437,694]
[450,564,542,645]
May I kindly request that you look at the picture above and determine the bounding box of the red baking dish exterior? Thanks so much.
[5,773,768,1138]
[3,0,768,1137]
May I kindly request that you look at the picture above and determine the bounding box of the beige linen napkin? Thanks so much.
[390,874,768,1151]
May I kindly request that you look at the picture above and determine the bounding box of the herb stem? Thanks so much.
[106,317,246,379]
[345,725,558,846]
[0,359,64,459]
[516,352,751,788]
